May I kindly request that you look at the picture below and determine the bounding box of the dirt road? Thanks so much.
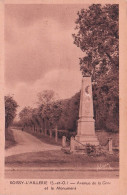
[5,129,61,157]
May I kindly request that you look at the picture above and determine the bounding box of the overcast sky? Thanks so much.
[5,4,88,114]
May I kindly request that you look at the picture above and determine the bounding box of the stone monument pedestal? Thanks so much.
[75,76,99,148]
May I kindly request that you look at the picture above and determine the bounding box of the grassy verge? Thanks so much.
[5,128,17,149]
[5,149,119,168]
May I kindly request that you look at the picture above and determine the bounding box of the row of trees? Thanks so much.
[18,85,119,133]
[18,90,80,133]
[5,84,119,134]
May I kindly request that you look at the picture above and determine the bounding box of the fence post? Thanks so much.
[108,137,113,154]
[40,127,42,133]
[50,129,52,138]
[70,137,75,152]
[42,125,44,134]
[55,126,58,143]
[62,136,66,147]
[34,125,35,132]
[45,129,47,136]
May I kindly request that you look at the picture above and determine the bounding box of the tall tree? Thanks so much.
[19,106,33,128]
[72,4,119,79]
[73,4,119,132]
[37,90,59,129]
[36,90,58,106]
[5,95,18,128]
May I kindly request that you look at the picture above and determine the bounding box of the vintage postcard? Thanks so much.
[0,0,127,194]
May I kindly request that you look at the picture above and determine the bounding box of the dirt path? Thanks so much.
[5,129,61,157]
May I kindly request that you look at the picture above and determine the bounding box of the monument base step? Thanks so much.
[75,135,99,146]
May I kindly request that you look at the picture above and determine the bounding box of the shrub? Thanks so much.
[86,144,104,156]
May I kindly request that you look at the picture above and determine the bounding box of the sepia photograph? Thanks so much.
[4,3,119,181]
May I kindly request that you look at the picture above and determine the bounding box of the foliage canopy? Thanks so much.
[73,4,119,79]
[5,95,18,128]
